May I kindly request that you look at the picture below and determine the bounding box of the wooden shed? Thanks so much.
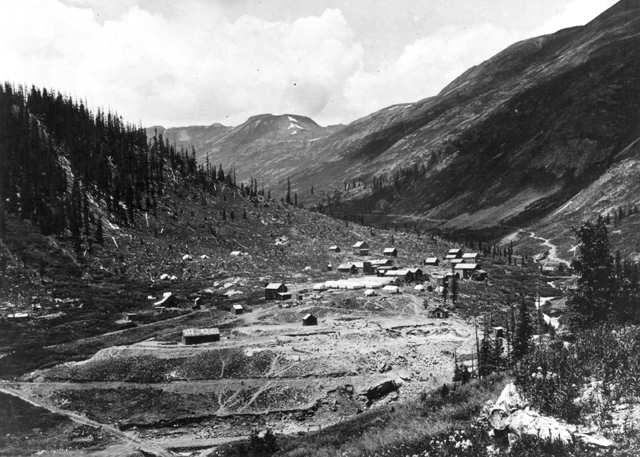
[352,241,370,255]
[182,328,220,345]
[383,247,398,257]
[424,257,440,266]
[302,313,318,326]
[233,304,244,315]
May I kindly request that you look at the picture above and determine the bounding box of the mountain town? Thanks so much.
[2,1,640,457]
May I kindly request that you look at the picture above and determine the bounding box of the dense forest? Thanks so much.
[0,83,235,252]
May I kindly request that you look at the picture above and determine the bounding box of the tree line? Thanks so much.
[0,83,237,252]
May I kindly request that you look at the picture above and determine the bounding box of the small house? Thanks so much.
[429,306,449,319]
[233,304,244,315]
[462,252,478,263]
[354,261,375,274]
[352,241,370,255]
[450,258,464,265]
[424,257,439,266]
[338,263,358,274]
[445,248,463,260]
[182,328,220,345]
[454,263,479,279]
[408,268,425,282]
[383,247,398,257]
[265,282,288,300]
[277,291,292,301]
[302,313,318,326]
[328,245,341,253]
[376,266,397,276]
[371,259,394,267]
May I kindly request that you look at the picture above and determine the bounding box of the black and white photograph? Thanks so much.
[1,1,640,456]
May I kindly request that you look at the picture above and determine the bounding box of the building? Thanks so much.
[454,263,479,279]
[352,241,369,255]
[385,268,424,282]
[462,253,478,263]
[382,285,400,294]
[424,257,439,266]
[337,263,358,274]
[370,259,394,267]
[354,261,375,274]
[429,306,449,319]
[445,248,463,260]
[277,291,292,301]
[408,267,425,282]
[328,245,341,253]
[376,266,397,276]
[383,247,398,257]
[492,326,506,339]
[302,313,318,326]
[265,282,288,300]
[233,304,244,315]
[182,328,220,345]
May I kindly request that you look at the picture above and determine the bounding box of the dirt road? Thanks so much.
[0,383,174,457]
[528,231,571,266]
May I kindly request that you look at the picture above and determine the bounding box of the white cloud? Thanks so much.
[0,1,363,126]
[534,0,617,35]
[0,0,617,127]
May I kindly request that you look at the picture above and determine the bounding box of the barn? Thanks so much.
[265,282,288,300]
[182,328,220,345]
[302,313,318,326]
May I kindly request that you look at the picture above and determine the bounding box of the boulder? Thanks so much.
[506,409,574,444]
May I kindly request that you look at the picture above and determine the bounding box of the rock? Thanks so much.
[506,409,575,444]
[489,382,527,430]
[182,254,193,261]
[575,433,615,448]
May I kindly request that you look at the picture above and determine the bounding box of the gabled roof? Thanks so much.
[425,257,439,263]
[303,313,316,320]
[383,247,397,253]
[370,259,392,266]
[454,263,478,270]
[462,252,478,259]
[233,304,244,310]
[352,241,368,248]
[337,263,356,270]
[447,248,462,254]
[265,282,285,289]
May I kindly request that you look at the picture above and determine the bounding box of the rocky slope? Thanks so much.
[150,114,343,189]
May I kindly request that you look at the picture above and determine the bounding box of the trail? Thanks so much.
[0,384,174,457]
[528,231,571,267]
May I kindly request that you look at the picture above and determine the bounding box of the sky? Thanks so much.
[1,0,618,127]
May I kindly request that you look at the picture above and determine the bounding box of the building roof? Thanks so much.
[233,304,244,310]
[450,258,464,264]
[352,241,368,248]
[425,257,439,263]
[338,263,356,270]
[447,248,462,254]
[383,247,397,253]
[462,252,478,259]
[329,245,339,249]
[182,328,220,337]
[370,259,392,266]
[303,313,316,320]
[454,263,478,270]
[384,268,411,276]
[265,282,285,289]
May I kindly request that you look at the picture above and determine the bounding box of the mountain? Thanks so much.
[279,0,640,248]
[150,114,343,189]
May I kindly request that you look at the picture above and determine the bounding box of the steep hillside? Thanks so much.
[280,0,640,243]
[151,114,343,190]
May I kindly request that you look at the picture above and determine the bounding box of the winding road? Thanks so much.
[527,231,571,267]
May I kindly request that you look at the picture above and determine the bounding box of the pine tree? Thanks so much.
[514,297,532,360]
[95,218,104,245]
[450,273,459,305]
[286,177,292,205]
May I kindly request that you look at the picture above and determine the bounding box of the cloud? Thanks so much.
[533,0,617,35]
[1,1,363,126]
[0,0,617,127]
[341,23,519,116]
